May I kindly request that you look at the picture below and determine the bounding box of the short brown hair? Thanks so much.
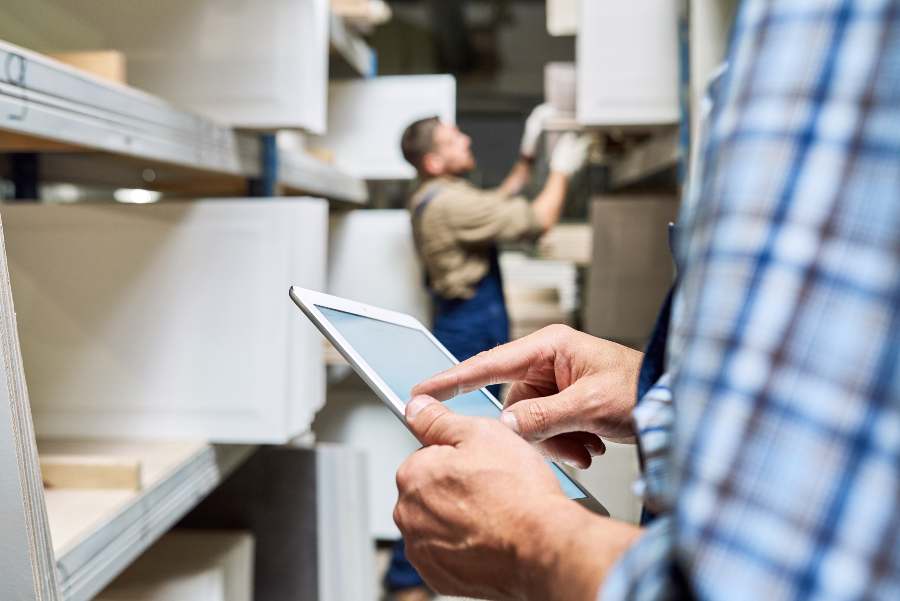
[401,116,440,171]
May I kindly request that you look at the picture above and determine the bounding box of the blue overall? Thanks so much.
[385,186,510,593]
[635,223,680,527]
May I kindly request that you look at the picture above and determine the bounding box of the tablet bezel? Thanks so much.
[289,286,608,515]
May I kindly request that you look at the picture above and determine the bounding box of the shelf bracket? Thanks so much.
[11,152,39,200]
[249,133,278,197]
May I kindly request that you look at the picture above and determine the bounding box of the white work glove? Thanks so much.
[549,132,592,176]
[520,103,559,159]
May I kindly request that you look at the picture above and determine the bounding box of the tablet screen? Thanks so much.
[317,305,587,500]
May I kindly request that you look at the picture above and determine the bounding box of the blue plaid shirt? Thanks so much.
[603,1,900,599]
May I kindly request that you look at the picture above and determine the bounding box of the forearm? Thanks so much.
[531,171,569,231]
[497,158,533,197]
[520,497,642,601]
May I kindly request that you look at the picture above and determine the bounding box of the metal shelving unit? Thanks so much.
[0,40,368,204]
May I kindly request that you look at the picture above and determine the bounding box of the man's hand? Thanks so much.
[549,133,592,176]
[412,324,643,467]
[395,394,634,601]
[520,103,559,160]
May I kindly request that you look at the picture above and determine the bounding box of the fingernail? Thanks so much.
[562,459,580,468]
[500,411,519,433]
[407,395,434,419]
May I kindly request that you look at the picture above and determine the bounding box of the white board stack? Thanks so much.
[179,445,376,601]
[319,75,457,180]
[2,199,327,443]
[544,62,576,115]
[500,252,578,340]
[96,531,254,601]
[546,0,579,36]
[0,0,330,131]
[315,377,420,540]
[577,0,680,126]
[327,209,431,324]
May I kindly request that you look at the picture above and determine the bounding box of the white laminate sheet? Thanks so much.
[328,209,430,325]
[3,199,327,443]
[96,530,253,601]
[577,1,680,126]
[320,75,456,180]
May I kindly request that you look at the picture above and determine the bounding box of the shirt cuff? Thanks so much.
[600,516,675,601]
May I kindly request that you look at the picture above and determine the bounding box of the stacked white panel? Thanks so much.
[319,75,457,180]
[327,210,430,324]
[0,0,330,131]
[96,531,253,601]
[2,199,327,443]
[577,1,680,126]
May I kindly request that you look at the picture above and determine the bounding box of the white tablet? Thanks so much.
[290,286,608,515]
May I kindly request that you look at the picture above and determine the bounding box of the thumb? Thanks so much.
[405,395,471,446]
[499,387,584,443]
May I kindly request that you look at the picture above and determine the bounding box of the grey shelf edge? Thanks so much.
[0,88,259,178]
[0,38,368,203]
[56,444,255,601]
[329,13,375,77]
[279,149,368,205]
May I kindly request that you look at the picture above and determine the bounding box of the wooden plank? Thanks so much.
[40,455,141,491]
[46,51,126,85]
[0,131,81,152]
[41,441,254,601]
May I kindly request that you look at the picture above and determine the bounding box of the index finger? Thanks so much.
[412,327,564,401]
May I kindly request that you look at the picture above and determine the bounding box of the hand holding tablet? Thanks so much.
[290,286,608,515]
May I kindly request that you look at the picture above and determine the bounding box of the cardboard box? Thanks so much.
[584,194,679,347]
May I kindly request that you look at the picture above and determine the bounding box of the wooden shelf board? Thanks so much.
[40,439,254,601]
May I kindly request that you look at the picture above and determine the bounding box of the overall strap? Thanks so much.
[411,184,444,291]
[412,184,443,222]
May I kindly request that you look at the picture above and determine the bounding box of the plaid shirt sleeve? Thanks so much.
[602,1,900,599]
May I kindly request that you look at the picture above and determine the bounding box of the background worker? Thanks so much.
[401,108,590,394]
[382,109,591,599]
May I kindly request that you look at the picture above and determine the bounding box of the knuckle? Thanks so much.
[525,401,551,436]
[545,323,573,338]
[420,408,454,441]
[396,452,424,490]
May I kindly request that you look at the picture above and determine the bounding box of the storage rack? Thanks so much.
[0,40,368,204]
[0,10,373,599]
